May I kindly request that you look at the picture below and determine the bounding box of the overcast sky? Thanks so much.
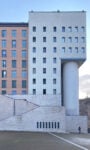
[0,0,90,98]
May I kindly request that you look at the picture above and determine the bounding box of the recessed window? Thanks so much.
[12,40,16,48]
[33,78,36,84]
[2,80,7,88]
[62,47,65,52]
[53,58,57,63]
[62,37,65,43]
[2,60,6,67]
[22,40,27,48]
[33,26,36,32]
[12,50,16,57]
[22,60,27,68]
[12,60,16,68]
[22,70,27,78]
[33,37,36,42]
[53,47,57,53]
[12,80,16,88]
[53,37,56,42]
[81,26,85,32]
[69,47,72,53]
[43,68,46,74]
[32,68,36,74]
[68,37,72,43]
[22,30,27,37]
[43,37,46,42]
[53,89,56,95]
[43,26,46,32]
[12,70,17,78]
[43,79,46,84]
[75,47,78,53]
[81,47,85,53]
[53,79,56,84]
[75,37,78,43]
[53,26,57,32]
[43,47,46,53]
[32,47,36,53]
[32,58,36,63]
[2,40,7,48]
[2,50,7,57]
[22,50,27,58]
[12,30,16,37]
[81,37,85,43]
[43,57,46,63]
[22,80,27,88]
[62,26,65,32]
[75,26,78,32]
[68,26,72,32]
[43,89,46,95]
[53,68,56,74]
[33,89,36,95]
[2,30,7,37]
[2,90,6,95]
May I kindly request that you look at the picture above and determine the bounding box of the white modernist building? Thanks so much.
[0,11,88,133]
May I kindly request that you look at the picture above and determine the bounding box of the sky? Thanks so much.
[0,0,90,99]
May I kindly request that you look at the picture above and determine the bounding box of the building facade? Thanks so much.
[0,23,28,95]
[0,11,88,133]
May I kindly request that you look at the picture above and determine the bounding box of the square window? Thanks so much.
[43,57,46,63]
[12,30,16,37]
[2,80,7,88]
[2,70,7,78]
[53,79,56,84]
[43,47,46,53]
[22,60,27,68]
[12,40,16,48]
[12,50,16,57]
[2,90,6,95]
[12,80,16,88]
[22,90,27,94]
[22,70,27,78]
[43,79,46,84]
[43,37,46,42]
[33,37,36,42]
[53,89,56,95]
[53,37,56,42]
[2,30,7,37]
[2,40,6,48]
[43,68,46,74]
[53,68,56,74]
[22,40,27,48]
[33,26,36,32]
[12,60,16,68]
[22,50,27,58]
[68,26,72,32]
[62,37,65,43]
[43,89,46,95]
[53,58,57,63]
[53,26,57,32]
[2,60,6,67]
[32,47,36,53]
[33,78,36,84]
[12,90,17,95]
[62,26,65,32]
[33,68,36,74]
[53,47,57,53]
[32,58,36,63]
[22,80,27,88]
[2,50,7,57]
[12,70,17,78]
[43,26,46,32]
[75,26,78,32]
[33,89,36,95]
[22,30,27,37]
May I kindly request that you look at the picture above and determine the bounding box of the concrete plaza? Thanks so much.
[0,132,90,150]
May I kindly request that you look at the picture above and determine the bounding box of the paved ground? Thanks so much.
[0,132,90,150]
